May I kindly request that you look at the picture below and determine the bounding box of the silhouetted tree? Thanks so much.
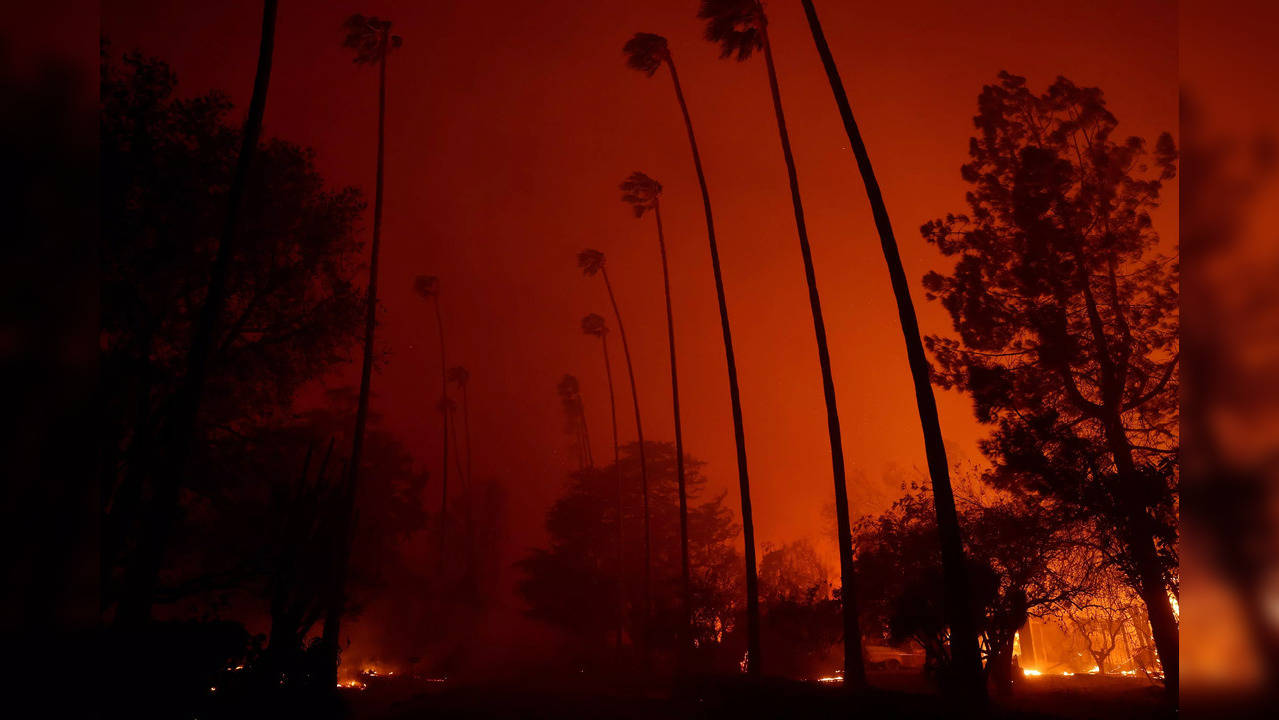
[557,374,594,470]
[698,0,861,682]
[414,275,450,521]
[854,482,1088,693]
[921,72,1179,697]
[757,540,841,679]
[624,31,761,676]
[448,365,477,597]
[327,12,402,684]
[517,443,742,670]
[799,0,985,699]
[583,313,625,650]
[449,366,473,487]
[578,249,653,647]
[101,49,365,619]
[113,0,279,628]
[619,170,694,657]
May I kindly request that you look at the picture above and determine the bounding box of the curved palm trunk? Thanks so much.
[325,23,389,683]
[116,0,278,627]
[663,53,761,676]
[758,21,865,688]
[599,335,625,652]
[799,0,984,699]
[598,268,651,649]
[651,199,692,659]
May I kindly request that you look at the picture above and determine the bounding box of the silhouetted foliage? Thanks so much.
[698,0,764,62]
[757,540,841,679]
[622,32,668,76]
[854,482,1090,691]
[100,49,366,612]
[619,171,662,218]
[341,14,402,65]
[518,443,741,671]
[922,71,1179,693]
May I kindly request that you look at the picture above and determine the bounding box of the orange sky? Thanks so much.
[103,0,1178,570]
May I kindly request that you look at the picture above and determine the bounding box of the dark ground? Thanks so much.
[333,671,1173,720]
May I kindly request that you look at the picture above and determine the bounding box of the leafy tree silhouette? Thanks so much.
[414,275,451,523]
[114,0,279,629]
[921,71,1179,698]
[517,443,742,670]
[800,0,983,699]
[327,11,402,685]
[578,249,653,654]
[582,312,626,650]
[619,170,695,660]
[623,30,761,678]
[698,0,861,682]
[101,42,367,625]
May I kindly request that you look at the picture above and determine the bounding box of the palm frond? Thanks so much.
[623,33,669,76]
[577,249,605,276]
[341,14,400,65]
[619,171,662,218]
[557,374,581,398]
[581,313,609,337]
[413,274,439,299]
[447,366,469,387]
[697,0,763,61]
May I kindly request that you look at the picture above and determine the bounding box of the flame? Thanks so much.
[1021,668,1042,677]
[816,676,843,683]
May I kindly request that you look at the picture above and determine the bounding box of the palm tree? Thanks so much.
[578,249,652,643]
[619,171,693,657]
[582,313,625,650]
[324,13,401,680]
[116,0,279,627]
[557,374,594,470]
[622,31,761,675]
[698,0,863,685]
[448,366,473,486]
[798,0,984,700]
[449,365,477,597]
[414,275,450,520]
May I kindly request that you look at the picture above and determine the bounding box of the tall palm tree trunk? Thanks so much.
[116,0,277,627]
[757,21,865,688]
[799,0,981,698]
[599,269,652,648]
[599,335,625,652]
[652,199,692,657]
[325,23,389,683]
[663,53,761,676]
